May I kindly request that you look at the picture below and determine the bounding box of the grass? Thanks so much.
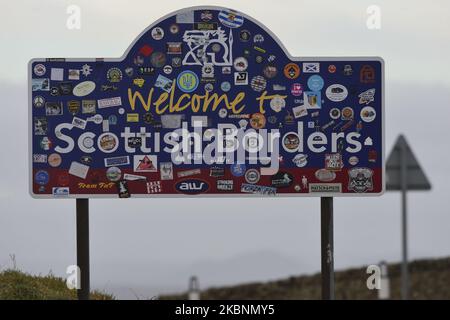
[0,269,114,300]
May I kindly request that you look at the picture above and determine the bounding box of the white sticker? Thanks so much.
[50,68,64,81]
[69,161,89,179]
[73,81,96,97]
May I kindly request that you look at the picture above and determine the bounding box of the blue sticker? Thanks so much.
[35,170,49,185]
[177,71,199,93]
[230,163,246,177]
[307,75,324,91]
[219,9,244,28]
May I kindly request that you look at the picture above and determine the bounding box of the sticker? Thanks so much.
[240,30,251,42]
[134,155,157,172]
[47,153,62,167]
[328,65,336,73]
[82,100,96,114]
[98,133,119,153]
[303,62,320,73]
[160,162,173,180]
[33,96,45,108]
[117,180,130,198]
[349,156,359,166]
[35,170,49,185]
[151,27,164,40]
[263,65,277,79]
[52,187,70,197]
[250,113,266,129]
[50,68,64,81]
[325,153,343,171]
[177,169,201,178]
[329,108,340,120]
[293,154,308,167]
[271,172,294,188]
[341,107,354,120]
[45,102,63,116]
[291,83,303,96]
[163,65,173,75]
[307,75,324,91]
[283,133,300,151]
[33,154,47,163]
[230,163,246,177]
[34,117,48,135]
[106,167,122,182]
[245,169,260,184]
[343,64,353,76]
[326,84,348,102]
[72,117,87,129]
[221,81,231,92]
[217,180,234,191]
[210,166,224,177]
[364,137,373,146]
[161,114,183,128]
[315,169,336,182]
[348,167,374,193]
[270,96,286,112]
[124,173,146,181]
[73,81,96,97]
[253,34,264,43]
[234,72,248,85]
[107,68,122,82]
[358,88,375,105]
[150,52,167,68]
[32,78,50,91]
[250,75,266,92]
[292,105,308,118]
[360,65,376,84]
[170,24,179,34]
[147,181,162,194]
[34,64,46,76]
[127,113,139,122]
[176,11,194,23]
[241,184,276,196]
[80,155,92,165]
[303,91,321,109]
[69,161,89,179]
[283,63,300,79]
[67,100,80,115]
[81,64,93,76]
[177,71,199,93]
[98,97,122,108]
[166,42,182,54]
[81,136,94,149]
[360,106,376,122]
[309,183,342,193]
[155,74,173,92]
[176,179,209,194]
[218,9,244,28]
[233,57,248,72]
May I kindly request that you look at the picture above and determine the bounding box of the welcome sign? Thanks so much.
[29,6,384,198]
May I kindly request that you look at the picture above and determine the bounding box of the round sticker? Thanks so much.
[118,108,125,115]
[34,64,46,76]
[349,156,359,166]
[315,169,336,182]
[240,30,251,42]
[98,133,119,153]
[221,81,231,92]
[82,136,94,149]
[326,84,348,102]
[33,96,45,108]
[270,96,286,112]
[360,106,376,122]
[170,24,179,34]
[284,63,300,79]
[219,108,228,118]
[283,133,300,151]
[250,76,267,92]
[107,68,122,82]
[73,81,96,97]
[329,108,341,120]
[292,154,308,167]
[341,107,354,120]
[177,71,199,93]
[250,113,266,129]
[108,115,118,125]
[48,153,62,167]
[35,170,49,185]
[307,75,324,91]
[163,65,173,74]
[245,169,260,184]
[151,27,164,40]
[106,167,122,182]
[230,163,246,177]
[233,57,248,72]
[328,65,336,73]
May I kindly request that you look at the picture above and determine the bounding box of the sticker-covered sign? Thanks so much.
[28,6,384,198]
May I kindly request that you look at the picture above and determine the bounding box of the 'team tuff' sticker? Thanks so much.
[29,6,384,198]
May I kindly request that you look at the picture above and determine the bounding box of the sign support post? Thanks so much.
[321,197,334,300]
[76,198,90,300]
[400,139,409,300]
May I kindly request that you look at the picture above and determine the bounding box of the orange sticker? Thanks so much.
[283,63,300,79]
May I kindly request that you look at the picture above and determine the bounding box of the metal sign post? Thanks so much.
[386,134,431,300]
[321,197,334,300]
[76,199,90,300]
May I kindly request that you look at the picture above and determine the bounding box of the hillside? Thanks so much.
[0,269,113,300]
[160,257,450,300]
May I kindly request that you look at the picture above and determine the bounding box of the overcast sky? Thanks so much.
[1,0,449,299]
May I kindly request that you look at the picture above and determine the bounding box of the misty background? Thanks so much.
[0,0,449,298]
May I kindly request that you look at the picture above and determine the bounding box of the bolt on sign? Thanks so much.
[28,6,384,198]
